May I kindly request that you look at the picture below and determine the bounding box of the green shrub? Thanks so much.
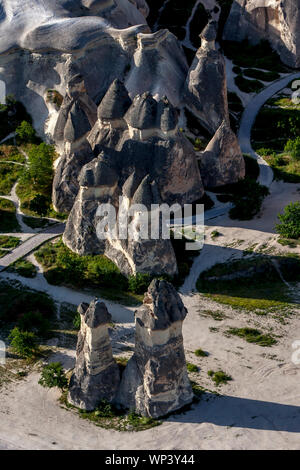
[227,327,277,347]
[0,235,20,249]
[187,362,199,373]
[16,121,36,144]
[9,259,37,278]
[229,179,269,220]
[235,75,264,94]
[18,311,50,337]
[243,68,280,82]
[207,370,232,386]
[38,362,68,390]
[8,327,38,358]
[194,348,207,357]
[128,273,151,294]
[276,202,300,239]
[73,312,81,330]
[284,137,300,160]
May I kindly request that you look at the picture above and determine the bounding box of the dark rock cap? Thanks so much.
[78,302,89,316]
[125,92,158,130]
[200,20,218,42]
[64,102,91,142]
[84,300,112,328]
[136,279,188,330]
[79,153,118,187]
[158,96,178,132]
[98,79,132,120]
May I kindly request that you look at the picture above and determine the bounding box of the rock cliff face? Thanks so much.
[223,0,300,68]
[115,279,193,418]
[62,80,201,276]
[0,0,247,276]
[185,20,245,186]
[68,300,120,411]
[199,120,246,188]
[185,21,229,134]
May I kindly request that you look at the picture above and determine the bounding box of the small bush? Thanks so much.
[73,312,81,330]
[16,121,36,144]
[229,179,269,220]
[194,349,207,357]
[18,311,50,337]
[235,75,264,94]
[208,370,232,386]
[8,327,38,358]
[38,362,68,390]
[128,273,151,294]
[227,327,277,347]
[276,202,300,239]
[284,137,300,160]
[187,362,199,373]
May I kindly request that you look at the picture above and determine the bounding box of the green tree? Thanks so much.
[29,194,50,216]
[284,137,300,160]
[276,202,300,239]
[16,120,36,143]
[8,327,38,358]
[38,362,68,390]
[27,143,54,190]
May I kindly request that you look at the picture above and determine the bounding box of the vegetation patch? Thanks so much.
[187,362,199,373]
[60,392,161,432]
[243,68,280,82]
[0,96,33,142]
[35,239,143,305]
[234,75,264,94]
[222,40,288,72]
[194,348,208,357]
[197,255,298,314]
[226,327,277,347]
[0,198,20,232]
[0,235,20,249]
[207,370,232,386]
[0,145,25,164]
[7,258,37,278]
[17,143,55,217]
[276,202,300,240]
[0,162,22,195]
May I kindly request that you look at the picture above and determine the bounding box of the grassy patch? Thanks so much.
[0,235,20,249]
[252,107,300,153]
[235,75,264,94]
[243,69,280,82]
[7,259,37,278]
[60,393,161,432]
[187,362,199,373]
[222,40,288,72]
[197,256,297,314]
[0,280,55,326]
[199,309,227,321]
[207,370,232,386]
[194,348,208,357]
[265,153,300,183]
[0,163,21,195]
[226,327,277,347]
[0,198,20,232]
[22,215,55,230]
[0,145,25,163]
[35,239,142,306]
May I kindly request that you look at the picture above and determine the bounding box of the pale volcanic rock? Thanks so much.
[115,279,193,418]
[63,84,202,276]
[199,120,246,188]
[223,0,300,68]
[68,299,120,411]
[185,20,230,134]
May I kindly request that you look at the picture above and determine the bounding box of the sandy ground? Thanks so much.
[0,177,300,450]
